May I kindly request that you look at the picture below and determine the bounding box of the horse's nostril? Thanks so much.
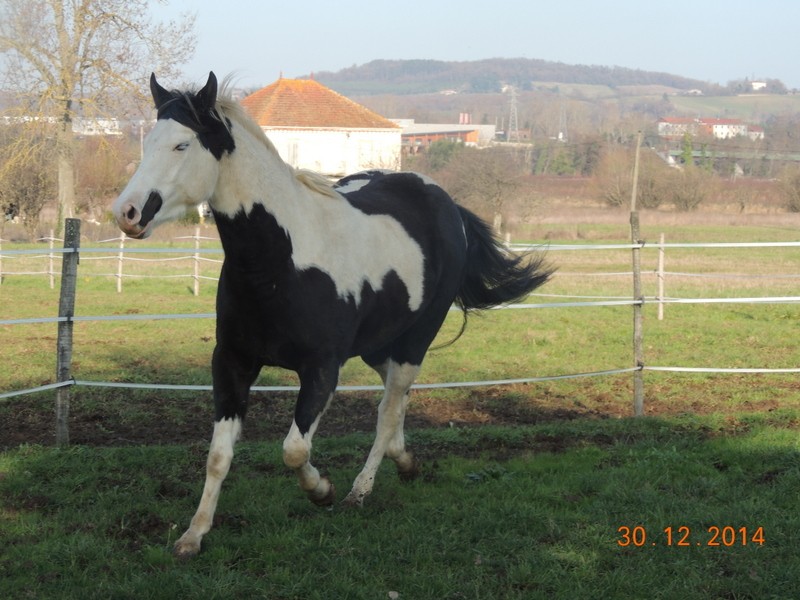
[125,205,138,221]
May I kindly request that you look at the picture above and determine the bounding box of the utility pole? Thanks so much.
[506,87,520,143]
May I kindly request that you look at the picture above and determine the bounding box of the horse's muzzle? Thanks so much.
[116,191,163,238]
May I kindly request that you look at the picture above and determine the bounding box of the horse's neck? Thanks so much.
[212,124,334,264]
[214,129,301,218]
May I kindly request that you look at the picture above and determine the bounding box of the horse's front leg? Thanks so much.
[174,346,258,558]
[282,362,339,506]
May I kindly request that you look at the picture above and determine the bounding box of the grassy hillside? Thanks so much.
[670,94,800,121]
[313,58,717,96]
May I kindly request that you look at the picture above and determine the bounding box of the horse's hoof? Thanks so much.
[397,453,420,482]
[341,491,365,508]
[173,534,201,559]
[309,478,336,507]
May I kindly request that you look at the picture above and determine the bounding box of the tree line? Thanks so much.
[5,123,800,237]
[315,58,727,96]
[405,137,800,236]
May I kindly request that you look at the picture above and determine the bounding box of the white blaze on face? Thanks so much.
[113,119,220,236]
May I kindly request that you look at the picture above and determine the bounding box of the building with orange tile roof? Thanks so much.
[657,117,762,140]
[241,78,401,177]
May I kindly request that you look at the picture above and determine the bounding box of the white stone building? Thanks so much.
[241,78,401,178]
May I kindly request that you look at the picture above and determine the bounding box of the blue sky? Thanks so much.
[160,0,800,89]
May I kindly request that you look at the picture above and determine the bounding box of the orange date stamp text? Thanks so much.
[617,525,765,547]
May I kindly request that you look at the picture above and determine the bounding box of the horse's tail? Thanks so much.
[455,205,554,312]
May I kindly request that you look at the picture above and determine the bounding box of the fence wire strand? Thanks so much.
[2,237,800,403]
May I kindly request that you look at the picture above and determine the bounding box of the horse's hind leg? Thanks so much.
[375,360,419,480]
[343,360,420,507]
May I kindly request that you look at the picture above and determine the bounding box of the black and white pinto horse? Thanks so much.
[112,72,552,557]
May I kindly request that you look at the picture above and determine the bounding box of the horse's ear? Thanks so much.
[150,73,172,110]
[197,72,218,111]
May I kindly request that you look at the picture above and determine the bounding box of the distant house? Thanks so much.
[657,117,762,140]
[394,119,497,155]
[699,118,749,139]
[1,115,123,136]
[240,78,401,178]
[657,117,697,139]
[73,117,123,137]
[747,125,765,141]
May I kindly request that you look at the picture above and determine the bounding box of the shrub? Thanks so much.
[779,167,800,213]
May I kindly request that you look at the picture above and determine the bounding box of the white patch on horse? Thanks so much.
[174,417,241,557]
[283,420,313,469]
[334,177,371,195]
[283,406,334,503]
[289,197,425,310]
[344,360,419,506]
[214,128,426,310]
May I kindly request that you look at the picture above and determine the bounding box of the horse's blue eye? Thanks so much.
[174,142,189,151]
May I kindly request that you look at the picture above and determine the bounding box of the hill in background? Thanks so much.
[302,57,799,149]
[309,57,723,96]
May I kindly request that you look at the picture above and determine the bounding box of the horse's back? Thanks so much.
[335,170,465,252]
[336,170,455,214]
[336,170,468,300]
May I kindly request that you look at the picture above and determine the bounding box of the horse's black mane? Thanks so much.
[156,89,210,130]
[157,88,235,159]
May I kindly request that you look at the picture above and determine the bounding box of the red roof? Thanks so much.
[659,117,745,126]
[701,118,744,126]
[241,78,399,129]
[659,117,695,124]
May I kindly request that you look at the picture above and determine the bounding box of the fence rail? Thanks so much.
[0,226,224,296]
[2,220,799,443]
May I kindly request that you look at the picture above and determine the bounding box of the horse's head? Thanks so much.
[112,72,235,239]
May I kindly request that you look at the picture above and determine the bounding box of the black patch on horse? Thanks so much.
[150,72,235,160]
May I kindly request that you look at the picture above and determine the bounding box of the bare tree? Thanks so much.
[595,146,632,207]
[0,122,55,233]
[75,135,136,219]
[0,0,196,227]
[778,165,800,213]
[596,145,671,210]
[667,165,714,211]
[439,147,526,234]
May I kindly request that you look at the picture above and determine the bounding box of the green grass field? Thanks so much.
[2,418,799,599]
[2,220,800,598]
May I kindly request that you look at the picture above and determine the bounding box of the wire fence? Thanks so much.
[6,234,800,313]
[2,219,800,442]
[0,226,224,295]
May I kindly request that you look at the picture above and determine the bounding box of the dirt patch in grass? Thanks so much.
[3,375,799,450]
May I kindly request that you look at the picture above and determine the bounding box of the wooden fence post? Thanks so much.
[657,233,665,321]
[117,231,124,293]
[55,218,81,446]
[48,229,55,289]
[630,132,645,416]
[193,225,200,297]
